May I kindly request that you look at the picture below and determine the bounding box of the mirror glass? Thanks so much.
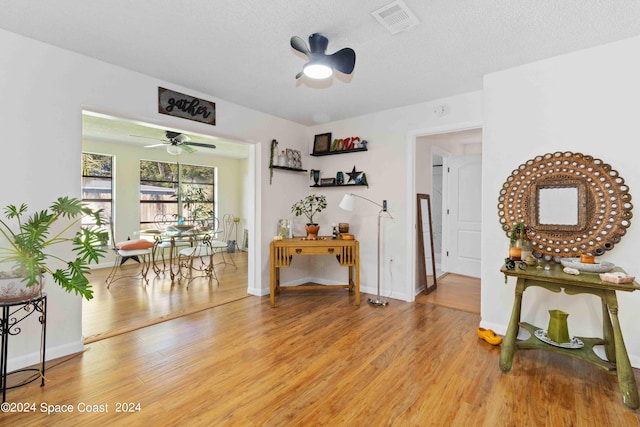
[417,194,437,293]
[538,187,578,225]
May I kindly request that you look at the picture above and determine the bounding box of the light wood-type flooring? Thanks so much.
[5,268,640,425]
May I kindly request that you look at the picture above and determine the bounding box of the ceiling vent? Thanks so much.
[371,0,420,35]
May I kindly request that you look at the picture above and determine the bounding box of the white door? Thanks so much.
[445,154,482,277]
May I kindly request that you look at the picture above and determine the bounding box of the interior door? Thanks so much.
[446,154,482,277]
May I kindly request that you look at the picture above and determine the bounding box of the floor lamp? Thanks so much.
[339,193,393,307]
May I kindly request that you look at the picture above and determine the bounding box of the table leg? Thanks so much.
[500,278,525,373]
[270,244,276,307]
[355,243,360,306]
[605,291,639,409]
[601,299,616,363]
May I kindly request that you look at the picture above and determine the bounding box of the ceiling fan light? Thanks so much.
[167,145,182,155]
[303,63,333,79]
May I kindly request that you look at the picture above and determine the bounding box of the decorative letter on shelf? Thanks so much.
[158,87,216,126]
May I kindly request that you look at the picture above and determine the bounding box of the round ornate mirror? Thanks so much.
[497,151,633,258]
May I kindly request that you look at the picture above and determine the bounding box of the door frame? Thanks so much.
[406,120,482,301]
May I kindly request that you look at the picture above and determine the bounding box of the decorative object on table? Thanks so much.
[546,309,571,343]
[346,165,362,184]
[507,222,528,261]
[498,151,632,258]
[332,223,338,239]
[277,219,292,239]
[312,132,332,155]
[290,33,356,80]
[310,169,321,186]
[340,233,355,240]
[563,267,580,275]
[336,171,344,185]
[477,327,502,345]
[0,197,108,301]
[291,194,327,239]
[580,254,595,264]
[600,271,636,284]
[559,258,615,273]
[338,223,349,234]
[269,139,278,184]
[534,329,584,349]
[340,193,393,307]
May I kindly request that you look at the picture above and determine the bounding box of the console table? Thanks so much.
[1,293,47,403]
[269,237,360,307]
[500,263,639,409]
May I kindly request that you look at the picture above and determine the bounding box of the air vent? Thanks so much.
[371,0,420,35]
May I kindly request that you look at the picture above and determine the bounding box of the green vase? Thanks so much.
[547,309,570,343]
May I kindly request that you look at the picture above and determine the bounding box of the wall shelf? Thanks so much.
[310,147,368,157]
[271,165,307,172]
[310,183,368,188]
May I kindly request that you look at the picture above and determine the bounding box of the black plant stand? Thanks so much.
[0,293,47,403]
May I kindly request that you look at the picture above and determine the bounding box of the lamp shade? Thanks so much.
[339,193,355,211]
[167,145,183,155]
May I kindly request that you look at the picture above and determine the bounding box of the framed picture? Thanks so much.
[313,133,332,155]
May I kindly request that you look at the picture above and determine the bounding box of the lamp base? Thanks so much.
[368,297,389,307]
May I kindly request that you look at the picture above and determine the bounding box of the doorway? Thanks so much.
[413,127,482,297]
[81,111,254,340]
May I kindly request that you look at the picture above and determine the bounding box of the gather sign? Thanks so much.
[158,87,216,126]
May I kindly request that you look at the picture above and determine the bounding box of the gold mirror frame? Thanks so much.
[497,151,633,257]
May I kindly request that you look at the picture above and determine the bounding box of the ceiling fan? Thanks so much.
[290,33,356,80]
[140,131,216,154]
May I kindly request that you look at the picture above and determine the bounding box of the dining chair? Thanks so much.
[208,214,237,268]
[105,223,155,288]
[176,232,219,288]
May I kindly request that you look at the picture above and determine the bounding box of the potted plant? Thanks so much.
[291,194,327,239]
[508,222,529,261]
[0,196,108,301]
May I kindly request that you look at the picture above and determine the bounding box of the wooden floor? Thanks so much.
[82,251,249,342]
[5,273,640,425]
[421,273,481,314]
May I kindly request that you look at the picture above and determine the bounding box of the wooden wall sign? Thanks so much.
[158,87,216,126]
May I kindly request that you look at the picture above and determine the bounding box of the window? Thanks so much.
[140,160,214,228]
[82,152,113,244]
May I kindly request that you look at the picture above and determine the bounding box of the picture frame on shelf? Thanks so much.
[313,132,332,155]
[320,178,336,186]
[285,148,302,169]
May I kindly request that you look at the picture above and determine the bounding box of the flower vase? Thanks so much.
[546,309,570,343]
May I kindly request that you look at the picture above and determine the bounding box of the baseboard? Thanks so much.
[7,339,84,372]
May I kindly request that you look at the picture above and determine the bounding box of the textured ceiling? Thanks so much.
[1,1,640,128]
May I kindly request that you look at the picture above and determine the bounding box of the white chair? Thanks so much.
[208,214,237,268]
[105,224,155,288]
[176,233,219,288]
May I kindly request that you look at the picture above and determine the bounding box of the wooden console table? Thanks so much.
[500,262,640,409]
[269,237,360,307]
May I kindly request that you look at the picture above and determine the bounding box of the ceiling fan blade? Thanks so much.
[290,36,311,57]
[330,48,356,75]
[295,70,304,79]
[132,134,167,142]
[144,143,167,148]
[180,144,197,154]
[184,141,216,149]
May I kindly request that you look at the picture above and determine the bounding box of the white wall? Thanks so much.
[482,35,640,367]
[0,28,308,370]
[301,92,483,300]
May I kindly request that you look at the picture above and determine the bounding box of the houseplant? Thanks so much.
[291,194,327,239]
[0,196,108,301]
